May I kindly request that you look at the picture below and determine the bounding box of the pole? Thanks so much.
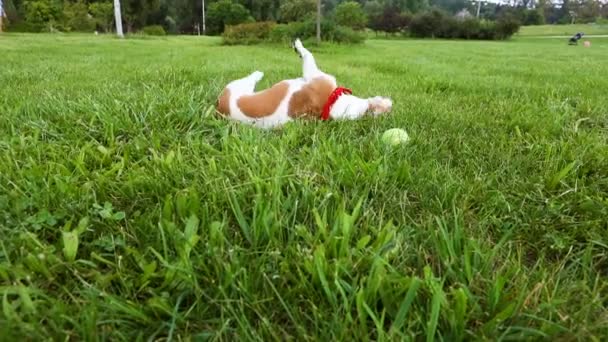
[0,0,4,33]
[316,0,321,43]
[202,0,206,35]
[476,1,481,18]
[113,0,124,38]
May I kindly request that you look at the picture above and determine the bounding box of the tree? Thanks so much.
[428,0,464,14]
[206,0,251,35]
[23,0,61,31]
[241,0,280,21]
[113,0,124,37]
[405,0,429,13]
[89,2,113,32]
[122,0,160,32]
[316,0,320,42]
[578,0,601,23]
[334,1,367,30]
[63,1,94,31]
[363,1,383,19]
[1,0,4,33]
[523,9,544,25]
[369,5,409,34]
[278,0,315,23]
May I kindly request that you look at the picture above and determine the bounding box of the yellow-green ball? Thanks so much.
[382,128,409,146]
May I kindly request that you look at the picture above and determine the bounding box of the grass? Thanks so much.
[518,23,608,36]
[1,33,608,340]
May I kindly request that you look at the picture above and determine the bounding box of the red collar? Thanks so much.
[321,87,352,120]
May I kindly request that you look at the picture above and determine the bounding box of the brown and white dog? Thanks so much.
[216,39,392,129]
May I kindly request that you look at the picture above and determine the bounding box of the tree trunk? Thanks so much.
[113,0,124,38]
[202,0,206,35]
[316,0,321,43]
[0,0,4,33]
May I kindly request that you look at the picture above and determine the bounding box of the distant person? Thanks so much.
[569,33,584,45]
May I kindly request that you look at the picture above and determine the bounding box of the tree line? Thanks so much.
[1,0,607,34]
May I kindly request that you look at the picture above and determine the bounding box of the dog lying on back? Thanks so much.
[216,39,392,128]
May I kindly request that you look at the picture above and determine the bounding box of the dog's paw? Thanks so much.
[294,38,303,50]
[368,97,393,116]
[250,71,264,82]
[293,38,304,58]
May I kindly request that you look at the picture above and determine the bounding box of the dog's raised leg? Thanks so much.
[226,71,264,96]
[293,39,323,81]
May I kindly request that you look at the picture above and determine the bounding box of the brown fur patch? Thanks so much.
[216,88,231,116]
[288,78,336,119]
[236,82,289,118]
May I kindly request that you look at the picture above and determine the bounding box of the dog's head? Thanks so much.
[368,96,393,115]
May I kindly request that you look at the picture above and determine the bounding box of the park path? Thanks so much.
[521,35,608,38]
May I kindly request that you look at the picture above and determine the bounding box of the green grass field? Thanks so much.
[1,33,608,340]
[518,23,608,36]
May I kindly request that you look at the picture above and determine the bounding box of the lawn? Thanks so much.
[1,33,607,340]
[517,23,608,36]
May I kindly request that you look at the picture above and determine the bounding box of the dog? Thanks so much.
[216,39,392,129]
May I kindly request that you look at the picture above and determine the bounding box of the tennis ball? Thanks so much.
[382,128,409,146]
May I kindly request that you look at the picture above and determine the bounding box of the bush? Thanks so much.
[457,18,481,39]
[23,0,62,32]
[523,9,545,25]
[409,9,448,38]
[495,16,521,39]
[478,20,498,40]
[369,6,410,34]
[89,2,113,33]
[408,9,520,40]
[270,20,364,44]
[279,0,316,23]
[63,1,95,32]
[331,25,365,44]
[268,24,293,44]
[142,25,167,36]
[223,19,364,45]
[334,1,368,31]
[207,0,252,35]
[223,21,276,45]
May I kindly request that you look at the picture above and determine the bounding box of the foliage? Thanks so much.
[405,0,429,13]
[269,19,364,44]
[429,0,466,14]
[369,5,410,34]
[334,1,368,31]
[142,24,166,35]
[22,0,62,32]
[577,0,602,23]
[2,34,608,340]
[523,9,545,25]
[222,21,276,45]
[495,15,521,39]
[278,0,316,23]
[331,24,365,43]
[4,0,608,34]
[363,0,383,20]
[245,0,281,21]
[207,0,252,35]
[409,8,446,37]
[409,9,520,40]
[122,0,160,32]
[63,1,95,32]
[89,2,114,32]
